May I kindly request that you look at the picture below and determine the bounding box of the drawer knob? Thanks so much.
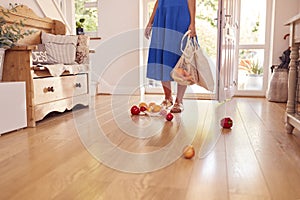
[75,83,82,88]
[44,86,54,93]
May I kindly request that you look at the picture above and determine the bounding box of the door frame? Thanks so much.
[214,0,239,102]
[140,0,271,99]
[140,0,223,99]
[233,0,273,97]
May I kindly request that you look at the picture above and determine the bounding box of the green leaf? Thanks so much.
[0,4,35,48]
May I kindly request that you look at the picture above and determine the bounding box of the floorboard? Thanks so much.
[0,95,300,199]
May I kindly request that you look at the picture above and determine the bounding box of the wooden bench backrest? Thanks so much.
[0,5,66,45]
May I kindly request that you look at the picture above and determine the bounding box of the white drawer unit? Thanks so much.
[0,82,27,135]
[33,74,88,105]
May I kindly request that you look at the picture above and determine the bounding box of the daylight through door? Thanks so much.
[141,0,237,100]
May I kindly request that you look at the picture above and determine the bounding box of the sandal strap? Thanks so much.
[160,99,173,109]
[171,103,184,113]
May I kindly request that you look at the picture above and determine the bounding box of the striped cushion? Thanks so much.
[41,32,78,64]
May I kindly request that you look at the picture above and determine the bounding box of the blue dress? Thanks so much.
[146,0,191,81]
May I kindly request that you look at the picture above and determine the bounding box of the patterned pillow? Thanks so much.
[32,44,53,65]
[41,32,78,64]
[76,35,90,64]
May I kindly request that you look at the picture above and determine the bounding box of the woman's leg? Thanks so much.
[175,84,187,104]
[171,84,187,113]
[161,81,172,101]
[161,81,173,108]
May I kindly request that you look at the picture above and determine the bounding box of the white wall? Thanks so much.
[65,0,76,35]
[271,0,299,66]
[94,0,140,95]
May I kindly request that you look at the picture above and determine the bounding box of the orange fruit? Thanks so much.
[139,102,148,109]
[152,105,161,113]
[148,102,156,108]
[183,145,195,159]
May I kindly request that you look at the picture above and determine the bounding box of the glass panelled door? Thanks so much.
[216,0,238,101]
[235,0,271,96]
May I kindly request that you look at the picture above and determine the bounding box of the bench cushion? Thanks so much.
[41,32,78,64]
[32,44,54,65]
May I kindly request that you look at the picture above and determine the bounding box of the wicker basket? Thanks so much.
[267,67,288,102]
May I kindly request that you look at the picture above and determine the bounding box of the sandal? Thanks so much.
[170,103,184,113]
[160,99,173,109]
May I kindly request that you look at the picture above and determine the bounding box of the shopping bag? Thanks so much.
[170,34,199,85]
[171,31,215,91]
[193,37,215,91]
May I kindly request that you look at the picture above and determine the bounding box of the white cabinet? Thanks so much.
[0,82,27,135]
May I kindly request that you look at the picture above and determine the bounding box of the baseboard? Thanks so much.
[97,79,140,95]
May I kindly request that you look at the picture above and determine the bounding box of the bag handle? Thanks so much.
[193,37,200,50]
[180,30,200,55]
[180,30,192,53]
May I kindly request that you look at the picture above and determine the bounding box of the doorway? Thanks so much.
[140,0,271,99]
[140,0,221,100]
[235,0,272,96]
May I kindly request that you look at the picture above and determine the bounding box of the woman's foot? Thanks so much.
[160,99,173,109]
[170,102,184,113]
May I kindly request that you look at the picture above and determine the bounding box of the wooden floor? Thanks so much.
[1,95,300,200]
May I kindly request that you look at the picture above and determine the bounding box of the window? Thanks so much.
[239,0,266,45]
[75,0,98,37]
[238,49,264,90]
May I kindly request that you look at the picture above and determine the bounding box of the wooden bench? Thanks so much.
[285,13,300,134]
[1,5,89,127]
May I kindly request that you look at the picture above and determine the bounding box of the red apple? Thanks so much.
[183,145,195,159]
[165,113,174,121]
[140,106,147,112]
[130,105,140,115]
[220,117,233,129]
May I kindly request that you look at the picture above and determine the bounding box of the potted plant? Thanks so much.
[0,3,35,80]
[76,18,85,35]
[239,59,263,75]
[239,59,264,90]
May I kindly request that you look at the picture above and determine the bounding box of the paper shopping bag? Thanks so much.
[193,40,216,91]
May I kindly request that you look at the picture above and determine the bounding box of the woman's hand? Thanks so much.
[188,23,196,37]
[144,23,152,39]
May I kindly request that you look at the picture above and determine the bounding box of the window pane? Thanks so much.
[75,0,98,34]
[239,0,266,45]
[238,49,264,90]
